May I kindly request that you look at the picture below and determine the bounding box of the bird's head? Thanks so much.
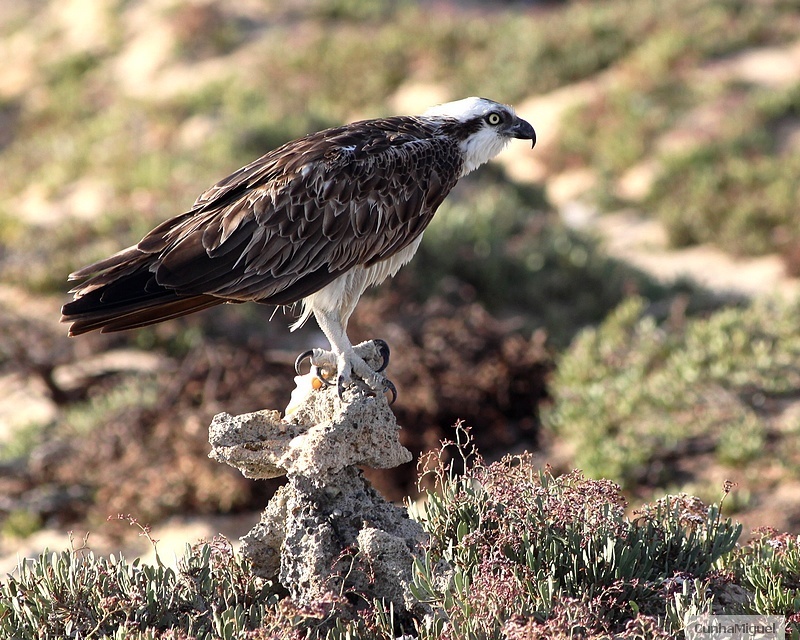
[422,97,536,175]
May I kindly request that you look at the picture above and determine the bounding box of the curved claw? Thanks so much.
[315,366,335,387]
[372,339,391,373]
[294,349,315,375]
[337,375,347,400]
[384,379,398,405]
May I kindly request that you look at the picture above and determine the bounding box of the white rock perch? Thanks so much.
[208,374,427,618]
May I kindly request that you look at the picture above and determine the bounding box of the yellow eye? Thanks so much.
[486,112,502,126]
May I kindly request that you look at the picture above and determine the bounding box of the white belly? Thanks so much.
[291,235,424,330]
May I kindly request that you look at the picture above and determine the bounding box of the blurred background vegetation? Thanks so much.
[1,0,800,561]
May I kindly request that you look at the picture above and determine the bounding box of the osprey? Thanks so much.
[61,97,536,398]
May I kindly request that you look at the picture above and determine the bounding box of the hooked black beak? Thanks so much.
[505,116,536,148]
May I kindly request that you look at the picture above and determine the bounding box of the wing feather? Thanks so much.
[67,116,464,323]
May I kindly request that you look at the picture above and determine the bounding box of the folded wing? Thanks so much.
[62,117,462,335]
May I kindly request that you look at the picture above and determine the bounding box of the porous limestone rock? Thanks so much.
[209,375,411,480]
[208,372,427,618]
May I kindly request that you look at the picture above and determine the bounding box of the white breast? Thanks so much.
[291,235,424,330]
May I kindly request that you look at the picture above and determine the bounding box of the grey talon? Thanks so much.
[295,349,315,375]
[337,375,347,399]
[384,379,398,405]
[373,339,390,373]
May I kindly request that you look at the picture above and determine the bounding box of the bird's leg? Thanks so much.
[293,310,393,400]
[314,306,382,391]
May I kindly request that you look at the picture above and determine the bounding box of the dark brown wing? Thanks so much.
[62,116,462,334]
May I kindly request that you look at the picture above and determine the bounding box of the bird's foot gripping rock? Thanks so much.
[294,339,396,403]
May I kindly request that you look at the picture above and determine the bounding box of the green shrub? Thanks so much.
[547,296,800,487]
[652,142,800,257]
[410,426,738,638]
[729,528,800,619]
[3,432,800,639]
[0,535,278,639]
[1,510,43,539]
[629,81,800,258]
[557,83,689,177]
